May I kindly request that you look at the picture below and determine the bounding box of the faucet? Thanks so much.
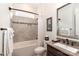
[66,39,69,45]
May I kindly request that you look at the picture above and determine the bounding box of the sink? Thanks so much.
[53,43,79,53]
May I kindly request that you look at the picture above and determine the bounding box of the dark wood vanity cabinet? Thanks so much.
[47,44,69,56]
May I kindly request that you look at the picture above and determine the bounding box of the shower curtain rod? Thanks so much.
[9,7,39,15]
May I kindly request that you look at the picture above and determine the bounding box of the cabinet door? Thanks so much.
[47,44,69,56]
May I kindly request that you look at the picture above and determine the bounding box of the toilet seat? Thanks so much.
[34,47,46,56]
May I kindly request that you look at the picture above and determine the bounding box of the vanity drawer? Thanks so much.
[47,44,69,56]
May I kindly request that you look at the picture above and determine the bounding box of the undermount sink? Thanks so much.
[53,43,79,53]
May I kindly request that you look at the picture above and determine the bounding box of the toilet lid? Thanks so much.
[35,47,46,52]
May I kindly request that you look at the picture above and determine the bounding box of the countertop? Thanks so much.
[46,41,79,56]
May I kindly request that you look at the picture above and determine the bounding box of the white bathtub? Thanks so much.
[13,40,38,56]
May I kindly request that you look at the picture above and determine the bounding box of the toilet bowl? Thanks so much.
[34,47,46,56]
[34,39,49,56]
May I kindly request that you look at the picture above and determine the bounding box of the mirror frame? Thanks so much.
[57,3,78,39]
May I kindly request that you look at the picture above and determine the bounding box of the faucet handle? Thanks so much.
[66,39,69,45]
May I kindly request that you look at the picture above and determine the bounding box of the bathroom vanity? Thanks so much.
[47,44,69,56]
[49,3,79,56]
[46,40,79,56]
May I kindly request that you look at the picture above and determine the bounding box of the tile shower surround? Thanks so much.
[11,16,38,43]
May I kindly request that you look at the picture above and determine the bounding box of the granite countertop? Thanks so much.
[46,41,79,56]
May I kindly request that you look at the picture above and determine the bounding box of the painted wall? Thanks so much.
[37,3,66,45]
[12,3,37,13]
[37,4,58,46]
[0,4,11,28]
[0,4,11,54]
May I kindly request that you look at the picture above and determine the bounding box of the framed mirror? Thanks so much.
[57,3,79,39]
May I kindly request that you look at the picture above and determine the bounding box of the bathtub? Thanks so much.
[13,40,38,56]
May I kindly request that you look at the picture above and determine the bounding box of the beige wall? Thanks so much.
[0,4,11,28]
[37,4,58,45]
[12,3,37,13]
[37,3,67,45]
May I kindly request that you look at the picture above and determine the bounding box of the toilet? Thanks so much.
[34,47,46,56]
[34,39,49,56]
[34,35,49,56]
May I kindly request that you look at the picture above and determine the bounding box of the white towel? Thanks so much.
[7,28,14,56]
[0,31,3,54]
[4,28,14,56]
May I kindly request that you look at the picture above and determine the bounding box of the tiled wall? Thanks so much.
[11,16,38,43]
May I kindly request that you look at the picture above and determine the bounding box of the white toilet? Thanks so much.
[34,40,48,56]
[34,35,49,56]
[34,47,46,56]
